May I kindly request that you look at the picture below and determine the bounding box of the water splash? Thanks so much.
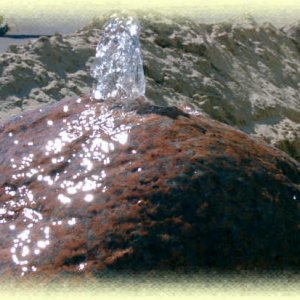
[91,15,145,100]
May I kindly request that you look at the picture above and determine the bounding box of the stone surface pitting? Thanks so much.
[0,95,299,280]
[91,15,145,100]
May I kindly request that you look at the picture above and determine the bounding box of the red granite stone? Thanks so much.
[0,95,299,281]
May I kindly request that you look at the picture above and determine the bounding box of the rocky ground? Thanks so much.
[0,95,299,280]
[0,14,299,161]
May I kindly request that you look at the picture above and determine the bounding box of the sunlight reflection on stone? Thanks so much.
[10,220,50,275]
[112,131,129,145]
[2,95,133,276]
[78,262,87,271]
[84,194,94,202]
[67,218,76,226]
[21,245,30,257]
[23,208,42,222]
[81,157,93,171]
[0,208,7,215]
[58,194,72,204]
[45,138,64,154]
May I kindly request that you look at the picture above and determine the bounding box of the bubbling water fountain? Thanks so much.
[91,15,145,101]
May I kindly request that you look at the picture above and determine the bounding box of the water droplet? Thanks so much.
[84,194,94,202]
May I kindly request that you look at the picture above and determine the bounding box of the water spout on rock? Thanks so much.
[91,15,145,101]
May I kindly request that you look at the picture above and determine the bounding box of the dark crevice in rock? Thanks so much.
[63,254,87,266]
[136,104,190,119]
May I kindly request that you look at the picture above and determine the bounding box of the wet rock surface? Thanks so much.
[0,95,299,280]
[0,14,300,161]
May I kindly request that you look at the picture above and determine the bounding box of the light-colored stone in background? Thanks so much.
[0,14,299,160]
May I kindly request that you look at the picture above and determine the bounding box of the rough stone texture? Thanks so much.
[0,14,300,161]
[0,95,299,281]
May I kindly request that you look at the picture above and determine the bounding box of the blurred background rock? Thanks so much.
[0,15,9,36]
